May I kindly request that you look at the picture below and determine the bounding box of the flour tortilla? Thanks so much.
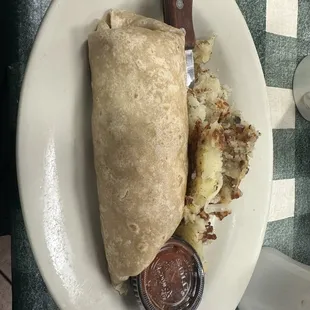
[88,10,188,287]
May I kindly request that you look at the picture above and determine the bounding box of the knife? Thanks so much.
[163,0,196,88]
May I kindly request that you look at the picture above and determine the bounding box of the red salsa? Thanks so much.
[131,237,204,310]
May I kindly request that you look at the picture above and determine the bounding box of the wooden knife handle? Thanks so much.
[163,0,196,50]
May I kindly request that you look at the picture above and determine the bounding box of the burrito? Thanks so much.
[88,10,188,288]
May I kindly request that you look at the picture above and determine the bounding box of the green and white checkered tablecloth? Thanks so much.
[8,0,310,309]
[237,0,310,266]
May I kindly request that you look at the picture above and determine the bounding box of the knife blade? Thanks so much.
[163,0,196,88]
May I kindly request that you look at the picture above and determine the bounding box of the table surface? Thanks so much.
[7,0,310,309]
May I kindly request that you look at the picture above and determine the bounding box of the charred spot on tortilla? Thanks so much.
[127,223,140,234]
[137,242,148,253]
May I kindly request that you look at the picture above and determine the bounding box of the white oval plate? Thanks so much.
[17,0,273,309]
